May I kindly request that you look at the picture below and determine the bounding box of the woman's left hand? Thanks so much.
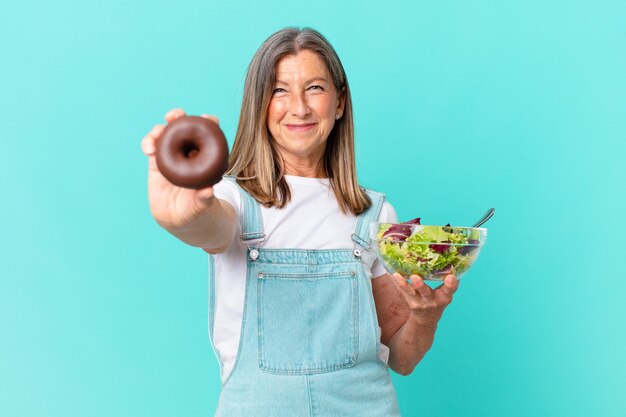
[390,273,459,327]
[380,273,459,374]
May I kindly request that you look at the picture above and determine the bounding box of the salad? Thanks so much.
[374,217,483,279]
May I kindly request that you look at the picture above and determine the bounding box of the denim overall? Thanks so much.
[208,178,401,417]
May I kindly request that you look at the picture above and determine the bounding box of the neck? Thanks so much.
[281,155,327,178]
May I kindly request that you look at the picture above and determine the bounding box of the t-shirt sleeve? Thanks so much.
[371,200,399,279]
[201,178,241,253]
[212,178,242,218]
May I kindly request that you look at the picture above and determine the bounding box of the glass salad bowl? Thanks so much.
[370,220,487,281]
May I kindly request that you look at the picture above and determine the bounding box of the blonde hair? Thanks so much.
[226,27,371,215]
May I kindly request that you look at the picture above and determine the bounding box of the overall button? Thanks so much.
[353,249,362,259]
[249,249,259,261]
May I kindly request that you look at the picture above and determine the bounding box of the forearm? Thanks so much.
[387,314,438,376]
[162,196,236,250]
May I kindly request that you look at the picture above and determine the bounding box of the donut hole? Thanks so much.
[181,140,200,159]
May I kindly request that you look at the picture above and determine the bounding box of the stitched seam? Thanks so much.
[257,273,265,370]
[220,260,252,388]
[207,255,224,377]
[258,360,356,374]
[307,375,316,417]
[353,269,360,365]
[351,188,386,250]
[255,262,358,267]
[352,233,369,247]
[258,271,355,279]
[254,248,361,265]
[257,248,356,254]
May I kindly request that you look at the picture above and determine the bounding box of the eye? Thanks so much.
[272,87,287,95]
[308,85,324,91]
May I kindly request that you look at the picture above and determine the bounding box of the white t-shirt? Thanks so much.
[210,175,399,382]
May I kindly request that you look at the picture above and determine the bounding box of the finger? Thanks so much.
[201,114,220,125]
[141,134,155,156]
[196,186,216,203]
[141,125,165,156]
[150,123,165,138]
[410,275,433,299]
[147,153,159,173]
[165,108,187,123]
[437,274,459,296]
[390,273,417,297]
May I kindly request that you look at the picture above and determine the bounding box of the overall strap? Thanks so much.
[351,188,386,251]
[222,176,266,247]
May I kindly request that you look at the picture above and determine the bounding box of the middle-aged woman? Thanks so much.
[141,27,459,417]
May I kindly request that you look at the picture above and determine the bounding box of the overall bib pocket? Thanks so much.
[256,270,358,374]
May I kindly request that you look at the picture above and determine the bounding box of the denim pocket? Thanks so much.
[257,270,358,375]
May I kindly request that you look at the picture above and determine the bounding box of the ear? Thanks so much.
[336,87,347,117]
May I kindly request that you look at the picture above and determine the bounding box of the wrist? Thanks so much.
[407,312,440,331]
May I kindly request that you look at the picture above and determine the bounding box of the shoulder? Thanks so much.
[213,177,242,215]
[359,185,398,223]
[377,200,399,223]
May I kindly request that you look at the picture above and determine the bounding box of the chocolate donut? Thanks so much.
[155,116,229,189]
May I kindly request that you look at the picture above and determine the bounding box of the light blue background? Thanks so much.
[1,1,624,416]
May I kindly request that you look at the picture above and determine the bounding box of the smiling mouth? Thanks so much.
[285,123,316,132]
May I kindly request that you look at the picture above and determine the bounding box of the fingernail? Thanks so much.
[142,139,155,154]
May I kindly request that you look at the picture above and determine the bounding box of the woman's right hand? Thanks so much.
[141,108,222,230]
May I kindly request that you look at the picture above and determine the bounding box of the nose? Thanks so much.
[289,91,311,118]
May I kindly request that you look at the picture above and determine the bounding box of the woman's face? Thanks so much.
[267,50,345,168]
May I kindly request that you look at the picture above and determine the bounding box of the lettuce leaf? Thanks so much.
[376,221,480,278]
